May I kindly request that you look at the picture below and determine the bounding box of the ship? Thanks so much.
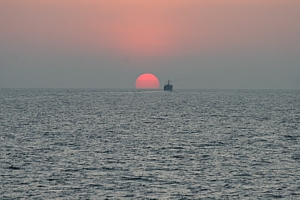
[164,80,173,91]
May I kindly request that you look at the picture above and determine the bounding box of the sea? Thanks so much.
[1,89,300,199]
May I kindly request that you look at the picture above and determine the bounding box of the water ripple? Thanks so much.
[1,89,300,199]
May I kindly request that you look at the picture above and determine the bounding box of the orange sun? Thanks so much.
[135,73,160,89]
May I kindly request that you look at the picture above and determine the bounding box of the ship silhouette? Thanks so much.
[164,80,173,91]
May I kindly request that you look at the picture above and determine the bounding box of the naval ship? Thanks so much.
[164,80,173,91]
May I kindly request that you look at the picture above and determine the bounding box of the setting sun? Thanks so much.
[135,73,160,89]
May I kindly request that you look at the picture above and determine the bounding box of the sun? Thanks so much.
[135,73,160,89]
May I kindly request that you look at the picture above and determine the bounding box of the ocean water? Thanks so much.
[1,89,300,199]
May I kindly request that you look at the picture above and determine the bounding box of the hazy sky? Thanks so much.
[1,0,300,89]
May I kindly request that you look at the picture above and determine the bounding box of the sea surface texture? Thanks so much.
[1,89,300,199]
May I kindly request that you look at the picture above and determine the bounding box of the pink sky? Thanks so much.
[1,0,299,56]
[0,0,300,89]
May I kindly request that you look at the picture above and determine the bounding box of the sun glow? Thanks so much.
[105,17,177,56]
[2,0,299,56]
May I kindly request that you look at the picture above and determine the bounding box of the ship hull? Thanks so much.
[164,85,173,91]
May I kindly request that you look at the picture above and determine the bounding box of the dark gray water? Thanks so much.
[1,89,300,199]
